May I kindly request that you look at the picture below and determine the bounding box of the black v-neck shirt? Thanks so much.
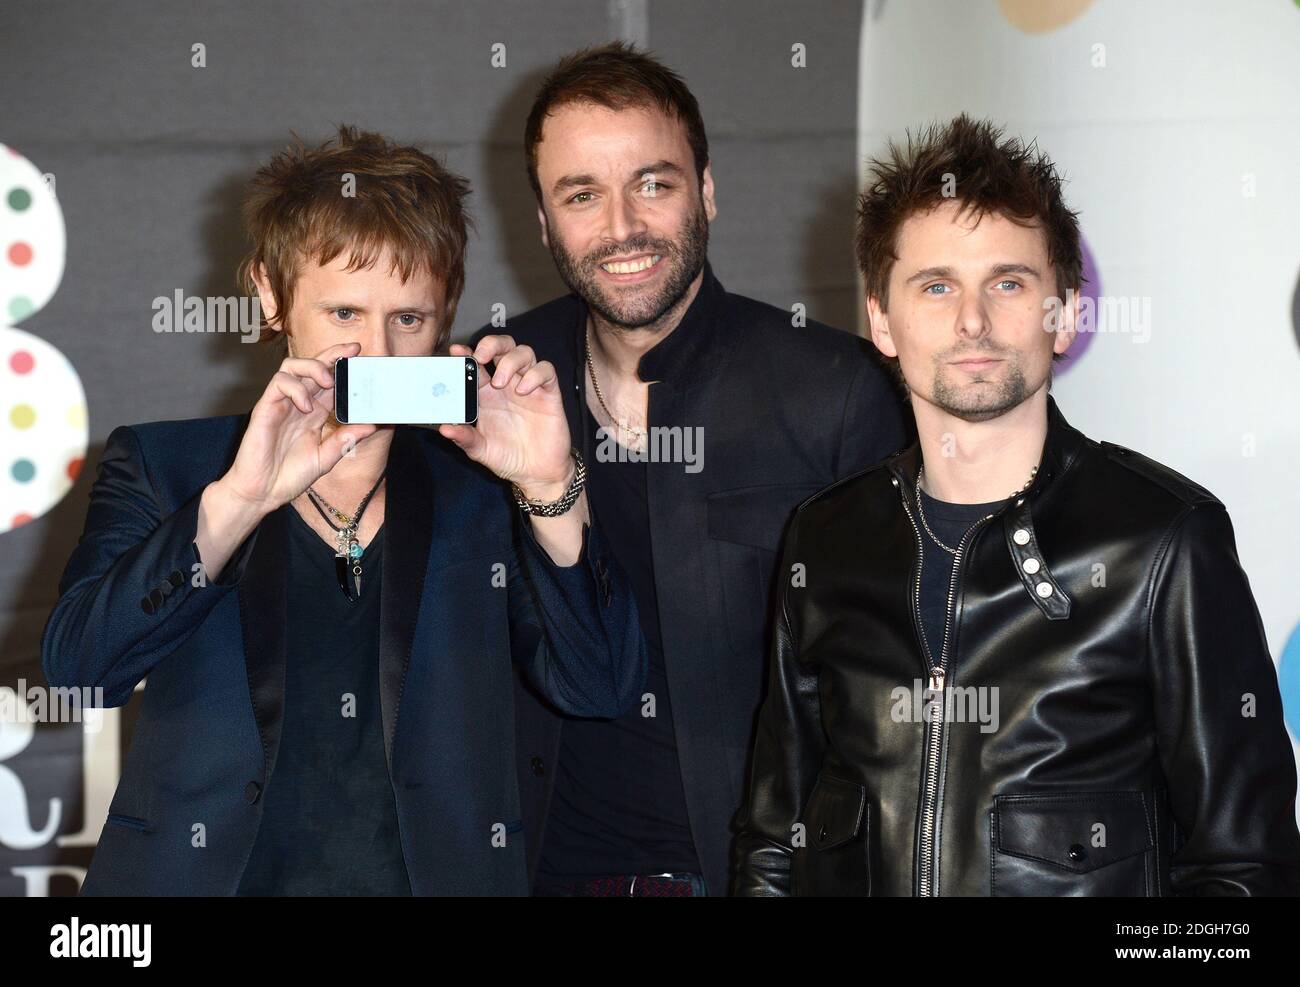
[236,506,410,896]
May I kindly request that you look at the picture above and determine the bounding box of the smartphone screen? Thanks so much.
[335,356,477,425]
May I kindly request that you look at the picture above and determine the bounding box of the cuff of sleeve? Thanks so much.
[517,511,610,604]
[189,505,260,589]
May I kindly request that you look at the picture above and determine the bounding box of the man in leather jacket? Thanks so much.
[732,114,1300,896]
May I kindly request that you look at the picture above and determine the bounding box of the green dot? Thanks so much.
[8,296,34,321]
[11,459,36,483]
[7,187,32,212]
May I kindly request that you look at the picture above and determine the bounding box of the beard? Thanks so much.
[929,344,1032,423]
[546,200,709,330]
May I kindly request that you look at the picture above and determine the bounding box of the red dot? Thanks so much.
[9,350,35,374]
[10,513,33,528]
[66,457,83,482]
[8,242,33,266]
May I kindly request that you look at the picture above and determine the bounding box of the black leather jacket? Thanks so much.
[733,396,1300,896]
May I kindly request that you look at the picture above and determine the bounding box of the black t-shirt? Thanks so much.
[535,407,700,880]
[916,486,1005,665]
[236,506,411,896]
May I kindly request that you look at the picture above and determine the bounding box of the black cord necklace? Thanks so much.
[304,470,386,602]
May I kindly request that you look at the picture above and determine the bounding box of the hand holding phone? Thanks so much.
[438,337,575,502]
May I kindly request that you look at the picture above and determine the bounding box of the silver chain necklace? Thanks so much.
[585,327,647,445]
[915,464,1038,556]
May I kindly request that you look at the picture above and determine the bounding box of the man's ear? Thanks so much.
[701,162,717,223]
[250,263,280,327]
[536,204,550,250]
[1051,282,1080,358]
[866,294,897,359]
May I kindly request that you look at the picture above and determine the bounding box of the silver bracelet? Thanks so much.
[512,450,586,517]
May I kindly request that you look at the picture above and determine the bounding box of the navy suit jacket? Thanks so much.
[41,415,646,895]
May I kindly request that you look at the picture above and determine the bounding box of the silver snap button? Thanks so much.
[1015,498,1024,507]
[1022,557,1041,574]
[1035,581,1053,598]
[890,476,899,487]
[1013,528,1030,545]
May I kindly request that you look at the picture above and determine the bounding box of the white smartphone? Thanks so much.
[334,356,478,425]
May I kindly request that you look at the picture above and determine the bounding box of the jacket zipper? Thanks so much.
[897,477,996,896]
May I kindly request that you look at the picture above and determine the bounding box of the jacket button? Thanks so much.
[1068,844,1087,862]
[169,569,185,587]
[244,781,262,804]
[1012,528,1030,545]
[530,757,545,777]
[1035,581,1053,598]
[148,587,165,608]
[1022,557,1041,574]
[140,595,156,614]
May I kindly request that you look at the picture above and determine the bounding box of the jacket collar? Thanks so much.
[568,258,733,392]
[887,394,1085,620]
[887,393,1085,505]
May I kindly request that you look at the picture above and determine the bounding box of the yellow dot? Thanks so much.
[9,404,36,429]
[66,404,86,428]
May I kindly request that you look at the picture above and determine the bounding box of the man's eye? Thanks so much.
[395,314,421,328]
[569,191,594,204]
[996,280,1021,291]
[924,283,948,295]
[640,180,667,196]
[334,308,355,321]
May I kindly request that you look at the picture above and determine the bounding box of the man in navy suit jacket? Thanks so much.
[39,126,646,896]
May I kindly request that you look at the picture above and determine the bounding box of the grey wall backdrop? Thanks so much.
[0,0,865,894]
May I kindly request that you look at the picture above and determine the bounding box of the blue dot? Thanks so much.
[11,459,36,482]
[1279,623,1300,741]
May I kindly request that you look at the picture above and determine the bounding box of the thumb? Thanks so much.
[438,423,486,461]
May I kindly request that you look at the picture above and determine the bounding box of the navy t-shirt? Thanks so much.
[916,486,1005,665]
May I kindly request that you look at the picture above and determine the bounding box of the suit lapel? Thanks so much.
[238,502,288,786]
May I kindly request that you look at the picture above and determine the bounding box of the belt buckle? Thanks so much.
[629,872,686,896]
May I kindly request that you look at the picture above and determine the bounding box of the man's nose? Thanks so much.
[603,192,649,245]
[361,325,392,358]
[954,294,990,340]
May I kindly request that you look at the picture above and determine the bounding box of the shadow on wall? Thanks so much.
[804,167,866,337]
[481,62,571,325]
[197,167,288,417]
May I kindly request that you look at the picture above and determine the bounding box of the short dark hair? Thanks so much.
[238,125,472,349]
[856,113,1083,311]
[524,41,709,202]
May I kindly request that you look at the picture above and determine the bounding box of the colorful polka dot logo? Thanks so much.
[1,143,87,534]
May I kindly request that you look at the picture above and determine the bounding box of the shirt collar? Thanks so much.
[888,394,1086,506]
[571,258,730,390]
